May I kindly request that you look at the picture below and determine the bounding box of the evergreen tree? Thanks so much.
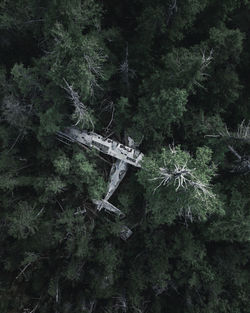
[1,0,250,312]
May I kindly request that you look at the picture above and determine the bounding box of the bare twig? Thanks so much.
[193,49,213,89]
[23,303,39,313]
[228,145,241,160]
[29,303,39,313]
[36,207,44,217]
[217,121,250,142]
[150,147,214,198]
[201,49,213,73]
[7,131,24,153]
[56,199,64,212]
[179,206,194,225]
[104,102,115,132]
[24,19,44,24]
[16,263,31,280]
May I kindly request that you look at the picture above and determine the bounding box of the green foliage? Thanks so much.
[7,202,40,239]
[1,0,250,312]
[208,188,250,242]
[11,63,40,97]
[53,152,71,175]
[209,25,244,64]
[72,151,106,199]
[38,106,63,137]
[161,48,213,92]
[134,88,187,142]
[167,0,210,41]
[138,146,224,225]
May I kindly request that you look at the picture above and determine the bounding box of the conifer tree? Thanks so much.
[1,0,250,312]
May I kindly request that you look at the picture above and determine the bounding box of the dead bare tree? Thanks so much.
[219,120,250,143]
[152,163,213,198]
[206,121,250,174]
[63,79,94,130]
[119,43,129,89]
[206,120,250,142]
[2,94,27,127]
[152,163,192,192]
[119,43,136,92]
[1,94,33,151]
[103,101,115,134]
[84,53,105,97]
[228,145,250,174]
[194,49,213,89]
[82,42,107,97]
[151,146,214,198]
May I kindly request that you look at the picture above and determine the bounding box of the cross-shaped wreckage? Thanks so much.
[57,128,144,240]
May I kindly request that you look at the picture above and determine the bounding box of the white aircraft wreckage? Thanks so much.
[57,127,144,240]
[57,128,143,167]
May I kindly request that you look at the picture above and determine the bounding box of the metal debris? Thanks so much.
[120,226,133,240]
[57,128,141,241]
[57,128,144,167]
[92,199,125,219]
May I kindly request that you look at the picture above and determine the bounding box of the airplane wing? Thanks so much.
[57,127,144,167]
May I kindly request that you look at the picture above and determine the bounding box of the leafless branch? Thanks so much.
[88,300,96,313]
[150,147,214,198]
[83,47,107,97]
[228,145,241,160]
[62,79,94,130]
[36,207,44,217]
[74,207,87,215]
[29,303,39,313]
[56,199,64,212]
[237,120,250,139]
[7,131,24,153]
[119,43,136,90]
[179,206,194,225]
[103,101,115,133]
[201,49,213,73]
[193,49,213,89]
[16,262,31,280]
[113,295,127,312]
[228,145,250,174]
[151,163,193,192]
[23,303,39,313]
[24,19,44,24]
[218,120,250,142]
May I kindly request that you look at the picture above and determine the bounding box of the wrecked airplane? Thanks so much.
[57,127,144,240]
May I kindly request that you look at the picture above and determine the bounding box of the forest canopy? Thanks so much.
[0,1,250,312]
